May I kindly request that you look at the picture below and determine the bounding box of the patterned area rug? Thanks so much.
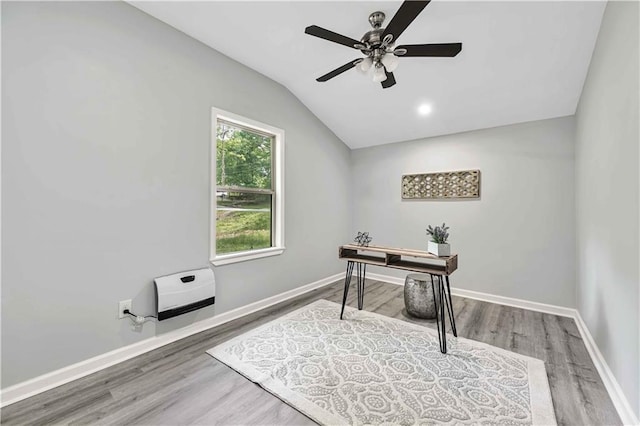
[207,300,556,425]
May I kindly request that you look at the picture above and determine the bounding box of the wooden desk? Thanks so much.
[338,244,458,353]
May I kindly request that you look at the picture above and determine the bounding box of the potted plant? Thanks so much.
[426,223,451,256]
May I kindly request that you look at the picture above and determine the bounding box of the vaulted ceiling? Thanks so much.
[130,1,606,149]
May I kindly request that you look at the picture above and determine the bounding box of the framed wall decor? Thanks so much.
[402,169,480,200]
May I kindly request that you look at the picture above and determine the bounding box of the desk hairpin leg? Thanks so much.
[340,261,367,319]
[357,263,366,310]
[444,276,457,337]
[430,274,457,353]
[340,261,354,320]
[430,274,446,353]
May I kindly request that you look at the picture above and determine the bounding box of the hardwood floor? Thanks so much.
[1,280,621,425]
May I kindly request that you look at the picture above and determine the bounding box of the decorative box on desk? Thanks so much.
[338,243,458,353]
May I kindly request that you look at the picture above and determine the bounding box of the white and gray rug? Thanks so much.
[207,300,556,425]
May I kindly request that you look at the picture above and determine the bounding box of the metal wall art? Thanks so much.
[402,170,480,200]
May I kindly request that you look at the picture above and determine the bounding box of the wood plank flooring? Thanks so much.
[1,280,621,425]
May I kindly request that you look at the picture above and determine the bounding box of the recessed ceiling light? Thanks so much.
[418,104,432,116]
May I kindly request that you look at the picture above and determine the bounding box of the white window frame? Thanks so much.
[210,108,285,266]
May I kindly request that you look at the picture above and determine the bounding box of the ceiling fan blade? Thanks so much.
[382,1,431,43]
[316,59,361,82]
[305,25,361,49]
[381,71,396,89]
[396,43,462,57]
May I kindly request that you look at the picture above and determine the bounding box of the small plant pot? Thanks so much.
[428,241,450,257]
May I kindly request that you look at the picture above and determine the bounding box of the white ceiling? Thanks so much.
[130,1,606,149]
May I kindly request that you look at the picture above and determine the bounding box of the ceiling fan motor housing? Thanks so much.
[361,28,385,49]
[362,11,388,49]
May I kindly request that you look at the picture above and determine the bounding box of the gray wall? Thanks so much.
[1,1,351,387]
[575,1,639,417]
[351,117,576,307]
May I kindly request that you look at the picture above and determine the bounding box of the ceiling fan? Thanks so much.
[304,0,462,89]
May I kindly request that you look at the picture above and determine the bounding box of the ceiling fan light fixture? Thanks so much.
[357,57,373,73]
[381,54,399,72]
[372,65,387,83]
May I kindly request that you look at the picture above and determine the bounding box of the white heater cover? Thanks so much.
[154,268,215,320]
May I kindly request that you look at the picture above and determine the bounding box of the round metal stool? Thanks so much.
[404,273,436,319]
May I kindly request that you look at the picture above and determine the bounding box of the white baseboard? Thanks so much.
[573,312,639,426]
[366,272,576,317]
[367,272,639,425]
[450,287,577,318]
[365,272,405,286]
[0,272,342,407]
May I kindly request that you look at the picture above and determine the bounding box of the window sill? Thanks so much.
[210,247,285,266]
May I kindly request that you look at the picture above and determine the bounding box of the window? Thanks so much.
[210,108,284,265]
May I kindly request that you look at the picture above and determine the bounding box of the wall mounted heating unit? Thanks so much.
[154,268,215,320]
